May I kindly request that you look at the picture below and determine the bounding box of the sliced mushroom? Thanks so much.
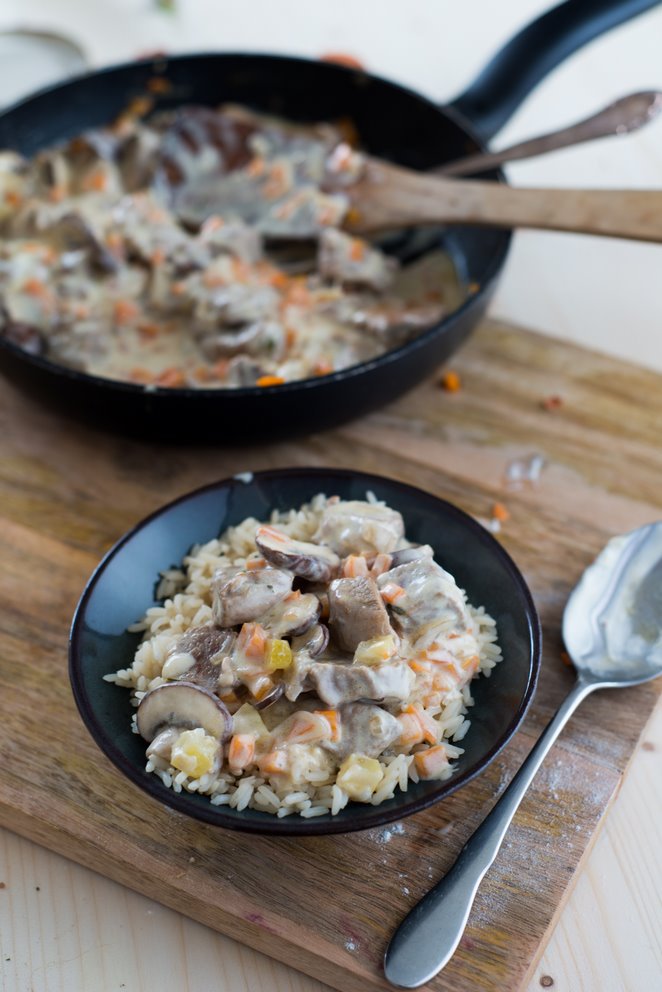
[255,525,340,583]
[257,591,320,639]
[328,575,393,654]
[212,565,293,627]
[314,500,404,556]
[388,544,434,568]
[291,623,329,658]
[50,212,119,274]
[145,725,183,761]
[198,320,282,361]
[136,681,233,742]
[317,227,396,291]
[161,624,236,691]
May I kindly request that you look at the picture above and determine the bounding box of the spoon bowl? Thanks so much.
[385,520,662,988]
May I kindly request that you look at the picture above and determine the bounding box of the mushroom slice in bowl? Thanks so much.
[136,681,233,743]
[255,524,340,582]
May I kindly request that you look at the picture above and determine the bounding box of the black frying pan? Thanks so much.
[0,0,657,443]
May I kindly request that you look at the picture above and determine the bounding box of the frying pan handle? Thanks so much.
[448,0,661,142]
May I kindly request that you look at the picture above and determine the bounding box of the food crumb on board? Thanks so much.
[503,452,546,490]
[440,369,461,392]
[540,394,563,411]
[491,501,510,523]
[375,823,406,844]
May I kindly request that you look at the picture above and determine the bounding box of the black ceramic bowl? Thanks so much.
[69,468,541,835]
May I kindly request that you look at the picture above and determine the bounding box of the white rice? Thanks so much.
[106,493,502,816]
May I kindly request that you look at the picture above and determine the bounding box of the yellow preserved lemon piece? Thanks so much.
[354,634,396,666]
[170,728,219,779]
[232,702,269,739]
[336,753,384,802]
[265,638,293,671]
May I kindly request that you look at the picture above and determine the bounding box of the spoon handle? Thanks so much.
[440,90,662,176]
[384,679,596,989]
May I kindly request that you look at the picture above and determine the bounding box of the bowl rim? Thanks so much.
[69,466,542,835]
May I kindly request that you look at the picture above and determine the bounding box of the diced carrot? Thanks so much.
[460,654,480,674]
[349,238,366,262]
[105,231,124,254]
[81,166,109,192]
[315,709,340,742]
[155,367,186,388]
[48,184,66,203]
[128,367,154,384]
[21,278,49,299]
[113,299,139,325]
[146,75,172,94]
[263,163,289,200]
[4,189,22,208]
[408,659,430,675]
[380,582,406,605]
[246,156,266,178]
[285,711,328,743]
[171,280,188,296]
[258,750,289,776]
[245,557,267,571]
[491,502,510,522]
[255,375,285,388]
[256,524,288,544]
[414,745,449,780]
[246,673,275,700]
[343,554,369,578]
[440,370,461,392]
[284,589,302,602]
[312,361,333,376]
[150,247,167,266]
[405,704,438,745]
[267,268,289,290]
[396,712,425,747]
[227,734,256,774]
[541,394,563,411]
[231,258,251,282]
[369,553,392,578]
[137,321,162,339]
[238,622,268,660]
[319,52,365,70]
[284,278,311,307]
[72,303,91,320]
[202,270,225,288]
[285,326,298,349]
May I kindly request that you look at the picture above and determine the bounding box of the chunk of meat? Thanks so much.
[255,524,340,582]
[328,575,393,653]
[161,623,236,691]
[317,228,396,291]
[314,500,404,556]
[377,557,471,634]
[308,659,413,707]
[326,702,401,759]
[212,565,292,627]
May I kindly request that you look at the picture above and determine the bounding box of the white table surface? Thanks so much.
[1,2,661,990]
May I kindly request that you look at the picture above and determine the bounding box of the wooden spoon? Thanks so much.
[341,158,662,243]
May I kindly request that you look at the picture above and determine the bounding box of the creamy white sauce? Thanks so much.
[564,523,662,676]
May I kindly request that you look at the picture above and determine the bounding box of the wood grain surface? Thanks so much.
[0,319,660,992]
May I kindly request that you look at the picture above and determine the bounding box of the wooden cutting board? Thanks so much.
[0,318,660,992]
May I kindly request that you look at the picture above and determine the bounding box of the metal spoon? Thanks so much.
[439,90,662,176]
[384,521,662,989]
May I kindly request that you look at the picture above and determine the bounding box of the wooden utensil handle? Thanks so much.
[351,163,662,242]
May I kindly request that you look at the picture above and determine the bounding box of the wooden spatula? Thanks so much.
[341,158,662,242]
